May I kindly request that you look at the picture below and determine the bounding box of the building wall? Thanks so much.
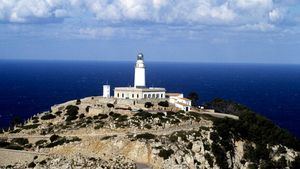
[114,90,165,99]
[177,98,192,106]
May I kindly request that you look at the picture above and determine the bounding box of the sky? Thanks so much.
[0,0,300,64]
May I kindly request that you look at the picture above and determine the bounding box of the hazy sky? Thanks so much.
[0,0,300,63]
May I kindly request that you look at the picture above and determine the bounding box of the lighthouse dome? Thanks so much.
[137,53,144,60]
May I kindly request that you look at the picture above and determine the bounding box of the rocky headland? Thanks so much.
[0,97,299,169]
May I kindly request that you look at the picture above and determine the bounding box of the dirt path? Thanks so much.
[0,148,47,166]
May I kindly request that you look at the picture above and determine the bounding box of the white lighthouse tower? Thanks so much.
[134,53,146,88]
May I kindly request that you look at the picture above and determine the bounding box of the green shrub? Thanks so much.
[158,101,169,107]
[208,98,300,151]
[46,139,65,148]
[291,156,300,169]
[35,140,48,146]
[98,114,109,119]
[277,146,287,154]
[186,142,193,149]
[274,156,287,168]
[109,112,121,119]
[9,128,22,133]
[65,105,79,116]
[5,144,24,150]
[32,119,39,123]
[79,114,85,119]
[55,111,62,116]
[134,111,152,119]
[94,123,104,129]
[28,162,36,168]
[204,153,214,167]
[211,142,229,169]
[144,102,154,108]
[0,140,10,147]
[158,149,174,159]
[65,115,78,122]
[50,134,61,142]
[144,124,152,129]
[41,114,56,120]
[116,115,128,122]
[21,124,40,130]
[135,133,156,140]
[39,160,47,165]
[11,138,29,145]
[85,106,90,112]
[107,103,114,108]
[101,135,117,140]
[76,99,81,105]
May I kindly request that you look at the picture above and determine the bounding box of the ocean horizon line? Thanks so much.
[1,58,300,66]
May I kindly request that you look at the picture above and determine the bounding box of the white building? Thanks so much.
[166,93,192,111]
[103,85,110,98]
[114,53,166,99]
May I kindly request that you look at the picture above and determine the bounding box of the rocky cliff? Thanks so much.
[0,97,299,169]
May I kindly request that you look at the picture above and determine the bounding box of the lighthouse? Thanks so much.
[114,52,166,100]
[134,53,146,88]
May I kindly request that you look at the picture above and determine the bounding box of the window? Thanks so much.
[152,94,155,98]
[137,94,139,98]
[148,94,151,98]
[117,93,119,98]
[144,94,147,98]
[132,94,134,98]
[122,93,124,98]
[156,94,159,98]
[161,94,163,98]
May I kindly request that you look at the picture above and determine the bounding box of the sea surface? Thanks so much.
[0,60,299,138]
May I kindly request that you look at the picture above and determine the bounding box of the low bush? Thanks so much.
[11,138,29,145]
[144,102,154,108]
[85,106,90,112]
[65,105,79,116]
[9,128,22,133]
[107,103,114,108]
[101,135,117,140]
[28,162,36,168]
[204,153,214,167]
[144,124,152,129]
[21,124,40,130]
[158,101,169,107]
[32,119,39,123]
[135,133,156,140]
[41,114,56,120]
[94,123,104,129]
[65,115,78,122]
[116,115,128,122]
[46,138,66,148]
[50,134,61,142]
[55,111,62,116]
[35,140,48,146]
[76,99,81,105]
[109,112,121,119]
[158,149,174,159]
[79,114,85,119]
[98,114,109,120]
[0,140,10,147]
[5,144,24,150]
[186,142,193,149]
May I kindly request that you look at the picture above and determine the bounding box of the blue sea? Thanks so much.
[0,60,299,138]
